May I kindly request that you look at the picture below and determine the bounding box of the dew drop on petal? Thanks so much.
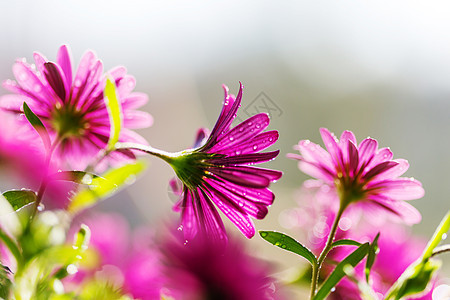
[229,136,234,141]
[235,150,241,155]
[331,287,336,292]
[253,145,258,150]
[177,225,183,232]
[74,79,82,87]
[248,122,253,126]
[268,137,273,142]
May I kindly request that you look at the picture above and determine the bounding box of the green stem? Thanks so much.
[310,203,347,299]
[115,142,176,163]
[0,228,23,274]
[29,138,60,221]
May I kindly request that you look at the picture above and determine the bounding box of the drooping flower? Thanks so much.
[289,128,424,224]
[1,45,152,170]
[168,83,281,242]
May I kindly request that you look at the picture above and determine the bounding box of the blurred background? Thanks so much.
[1,0,449,294]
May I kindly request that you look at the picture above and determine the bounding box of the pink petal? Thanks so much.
[32,52,49,78]
[116,75,136,98]
[206,182,255,238]
[12,61,54,104]
[123,110,153,129]
[72,50,97,103]
[367,196,422,224]
[357,138,378,170]
[320,128,343,171]
[373,159,409,181]
[367,178,425,201]
[363,161,398,181]
[297,139,334,170]
[121,92,149,110]
[299,161,335,183]
[210,113,269,152]
[214,130,278,156]
[207,179,268,221]
[339,130,357,149]
[108,66,127,81]
[208,178,274,205]
[226,166,282,181]
[347,140,359,175]
[43,62,68,102]
[209,167,270,188]
[210,150,279,166]
[195,189,227,242]
[366,147,393,171]
[56,45,73,88]
[180,190,198,241]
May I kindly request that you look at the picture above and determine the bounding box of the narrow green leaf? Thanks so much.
[385,210,450,299]
[331,239,362,248]
[104,78,122,151]
[259,231,317,266]
[23,101,51,150]
[314,243,370,300]
[48,171,101,185]
[2,190,36,211]
[366,232,380,282]
[422,210,450,260]
[68,161,146,214]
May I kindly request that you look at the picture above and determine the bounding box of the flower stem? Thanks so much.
[115,142,176,163]
[310,203,347,299]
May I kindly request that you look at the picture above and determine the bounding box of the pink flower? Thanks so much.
[289,128,424,224]
[160,231,285,300]
[1,45,152,170]
[170,83,281,243]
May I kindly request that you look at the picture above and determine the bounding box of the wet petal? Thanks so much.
[373,159,409,181]
[358,138,378,170]
[298,161,335,183]
[297,139,334,170]
[210,150,279,166]
[214,130,278,156]
[123,110,153,129]
[320,128,343,170]
[194,189,227,242]
[210,113,269,152]
[210,167,270,188]
[44,62,67,102]
[180,190,198,240]
[363,161,398,181]
[367,196,422,224]
[206,182,255,238]
[12,61,54,104]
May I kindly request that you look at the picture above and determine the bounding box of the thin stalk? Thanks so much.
[115,142,176,163]
[310,203,347,299]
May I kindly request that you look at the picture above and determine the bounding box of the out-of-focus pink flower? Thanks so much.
[160,230,284,300]
[284,182,434,300]
[170,83,281,243]
[0,111,68,209]
[1,45,152,170]
[289,128,424,224]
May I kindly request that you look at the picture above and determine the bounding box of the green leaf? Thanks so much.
[23,101,51,150]
[2,189,37,211]
[365,232,380,282]
[48,171,101,185]
[259,231,317,266]
[0,264,12,299]
[331,239,362,248]
[313,242,370,300]
[104,78,122,152]
[68,161,146,214]
[385,210,450,299]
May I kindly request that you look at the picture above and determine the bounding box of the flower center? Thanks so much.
[169,151,219,190]
[51,103,88,139]
[335,170,367,206]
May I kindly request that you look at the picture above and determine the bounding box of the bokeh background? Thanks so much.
[1,0,449,294]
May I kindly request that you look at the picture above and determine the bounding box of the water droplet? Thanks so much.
[183,240,189,246]
[253,145,258,150]
[18,72,28,81]
[239,127,244,132]
[229,136,234,141]
[74,79,82,87]
[260,232,268,237]
[72,245,79,250]
[331,287,336,292]
[37,203,45,211]
[66,264,78,275]
[248,122,253,126]
[442,233,448,240]
[256,124,261,129]
[268,137,273,142]
[235,150,241,155]
[33,85,41,92]
[177,225,183,231]
[281,244,287,249]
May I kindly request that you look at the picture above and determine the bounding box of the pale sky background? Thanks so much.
[1,0,449,292]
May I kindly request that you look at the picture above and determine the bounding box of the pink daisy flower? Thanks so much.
[169,83,281,242]
[1,45,152,170]
[289,128,424,224]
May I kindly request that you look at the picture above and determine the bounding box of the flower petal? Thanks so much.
[43,62,67,102]
[12,61,54,105]
[56,45,73,88]
[195,189,227,242]
[296,139,334,170]
[372,159,409,181]
[180,190,198,241]
[205,182,255,238]
[367,196,422,224]
[123,110,153,129]
[362,161,398,181]
[367,178,425,201]
[210,113,269,152]
[214,130,278,156]
[209,167,270,188]
[357,138,378,169]
[320,128,343,171]
[210,150,279,166]
[121,92,149,110]
[298,161,335,183]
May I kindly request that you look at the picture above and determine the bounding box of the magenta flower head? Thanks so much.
[168,83,281,243]
[1,45,152,170]
[289,128,424,224]
[161,231,285,300]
